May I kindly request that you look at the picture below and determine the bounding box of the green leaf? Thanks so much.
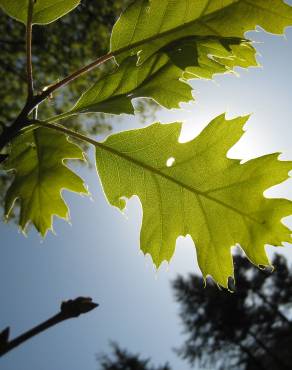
[64,38,256,118]
[183,38,257,80]
[63,1,263,119]
[70,54,192,116]
[5,128,87,236]
[111,0,292,64]
[0,0,80,25]
[95,114,292,287]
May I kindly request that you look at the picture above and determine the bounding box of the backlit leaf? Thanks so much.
[111,0,292,64]
[0,0,80,25]
[5,128,87,236]
[70,54,192,115]
[65,38,256,118]
[95,115,292,287]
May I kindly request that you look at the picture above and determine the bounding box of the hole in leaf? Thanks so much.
[166,157,175,167]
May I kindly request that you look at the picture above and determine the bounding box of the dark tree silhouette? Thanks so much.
[97,343,171,370]
[172,253,292,370]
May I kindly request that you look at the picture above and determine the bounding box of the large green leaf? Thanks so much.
[5,128,87,236]
[0,0,80,25]
[62,38,256,118]
[111,0,292,64]
[95,114,292,287]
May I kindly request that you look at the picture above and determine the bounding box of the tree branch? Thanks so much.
[38,33,241,102]
[39,52,114,101]
[248,330,290,370]
[26,0,34,101]
[256,291,292,328]
[237,342,265,370]
[0,297,98,357]
[0,20,247,153]
[33,120,102,146]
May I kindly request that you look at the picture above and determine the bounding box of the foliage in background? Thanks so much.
[0,0,126,123]
[96,254,292,370]
[173,254,292,370]
[97,343,171,370]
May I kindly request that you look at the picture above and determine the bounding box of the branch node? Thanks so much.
[60,297,99,318]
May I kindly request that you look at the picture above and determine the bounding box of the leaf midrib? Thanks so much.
[111,0,268,56]
[37,121,264,226]
[96,140,264,225]
[33,0,79,22]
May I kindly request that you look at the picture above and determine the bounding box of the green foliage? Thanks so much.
[95,115,291,286]
[67,38,257,119]
[111,0,292,64]
[0,0,130,124]
[0,0,291,285]
[182,38,257,80]
[0,0,130,216]
[0,0,80,25]
[70,54,192,116]
[5,128,87,235]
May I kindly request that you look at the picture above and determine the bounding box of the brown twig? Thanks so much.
[0,7,248,154]
[26,0,34,101]
[0,297,98,357]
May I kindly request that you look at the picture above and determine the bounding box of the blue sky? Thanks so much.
[1,19,292,370]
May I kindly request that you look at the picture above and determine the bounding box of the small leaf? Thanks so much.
[5,128,88,236]
[111,0,292,64]
[95,114,292,287]
[0,0,80,25]
[183,38,258,80]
